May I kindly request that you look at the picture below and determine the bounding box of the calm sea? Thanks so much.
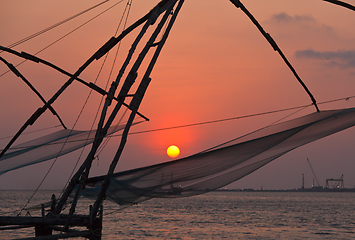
[0,191,354,239]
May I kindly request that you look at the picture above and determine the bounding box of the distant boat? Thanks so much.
[1,0,355,239]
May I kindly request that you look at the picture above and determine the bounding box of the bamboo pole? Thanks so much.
[90,0,184,218]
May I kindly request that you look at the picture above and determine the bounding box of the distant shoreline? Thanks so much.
[217,187,355,192]
[1,188,355,192]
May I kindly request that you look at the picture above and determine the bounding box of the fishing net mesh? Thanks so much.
[83,108,355,206]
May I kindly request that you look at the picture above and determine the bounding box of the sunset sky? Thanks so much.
[1,0,355,190]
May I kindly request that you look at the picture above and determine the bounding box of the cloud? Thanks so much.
[266,12,333,34]
[270,12,315,24]
[295,49,355,68]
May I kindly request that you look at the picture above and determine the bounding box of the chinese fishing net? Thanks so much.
[82,107,355,206]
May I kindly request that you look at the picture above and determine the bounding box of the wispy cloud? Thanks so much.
[270,12,315,24]
[295,49,355,69]
[266,12,333,34]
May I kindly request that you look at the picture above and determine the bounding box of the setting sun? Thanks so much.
[167,145,180,158]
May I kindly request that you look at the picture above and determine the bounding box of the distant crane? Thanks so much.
[306,158,321,187]
[326,174,344,189]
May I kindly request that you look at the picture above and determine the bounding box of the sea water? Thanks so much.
[0,191,354,239]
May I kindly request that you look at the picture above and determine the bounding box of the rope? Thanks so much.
[3,0,112,50]
[111,94,355,136]
[0,0,125,79]
[0,56,67,129]
[61,0,134,197]
[197,106,309,155]
[230,0,319,112]
[13,0,126,214]
[0,125,61,140]
[2,94,355,152]
[16,125,79,215]
[94,0,134,158]
[56,0,134,218]
[96,109,129,157]
[2,105,312,151]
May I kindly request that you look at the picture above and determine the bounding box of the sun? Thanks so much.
[167,145,180,158]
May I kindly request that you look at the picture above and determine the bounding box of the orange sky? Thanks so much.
[1,0,355,190]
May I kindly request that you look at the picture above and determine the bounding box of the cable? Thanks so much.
[0,0,125,79]
[94,0,134,158]
[0,103,314,152]
[230,0,320,112]
[127,104,313,136]
[13,0,126,214]
[0,125,61,140]
[0,56,67,129]
[61,0,134,198]
[0,0,132,160]
[96,109,129,157]
[3,0,112,50]
[197,106,309,155]
[111,94,355,137]
[2,94,355,152]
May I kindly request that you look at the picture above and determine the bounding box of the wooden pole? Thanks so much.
[90,0,180,218]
